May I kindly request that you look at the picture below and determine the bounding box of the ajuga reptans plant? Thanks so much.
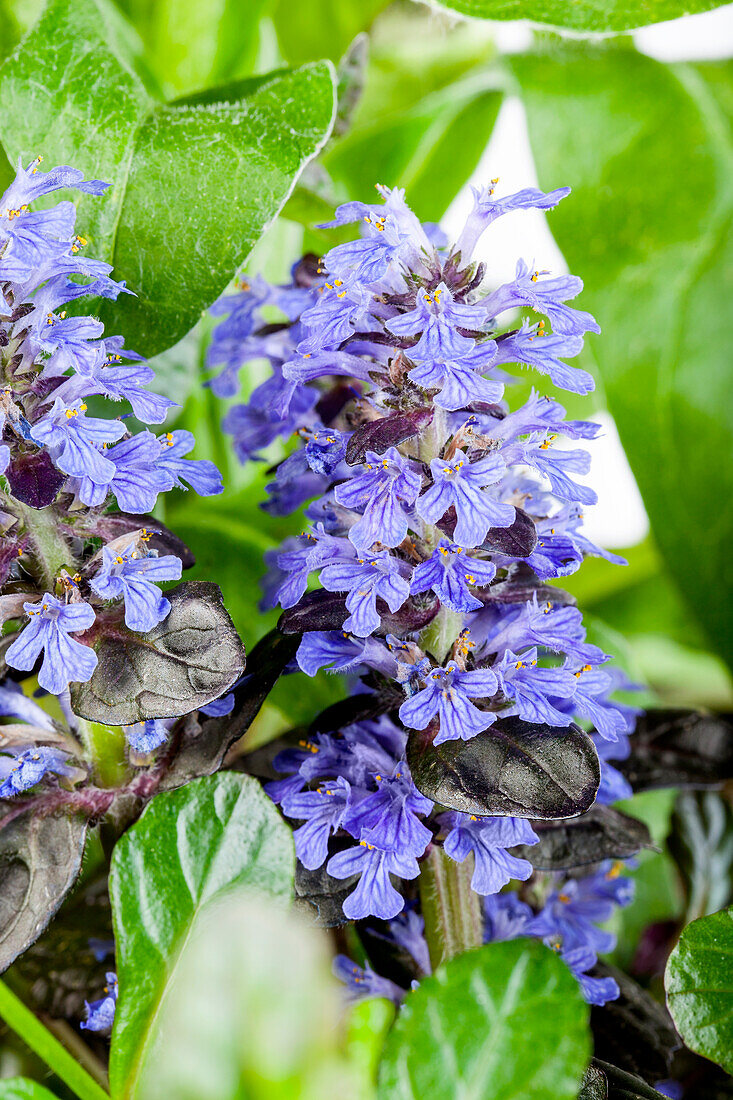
[208,180,643,1006]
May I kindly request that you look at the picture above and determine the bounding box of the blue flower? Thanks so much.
[123,719,169,753]
[81,972,118,1034]
[0,679,56,731]
[334,447,421,552]
[222,369,317,461]
[73,432,171,512]
[58,341,176,424]
[342,764,433,857]
[0,157,107,290]
[0,746,72,798]
[417,450,514,548]
[570,665,629,742]
[479,596,606,666]
[483,259,600,337]
[5,594,97,695]
[385,282,482,361]
[410,540,496,612]
[493,321,592,395]
[298,281,372,355]
[281,777,351,869]
[156,430,223,496]
[319,549,411,637]
[29,398,125,481]
[455,181,570,261]
[495,648,578,727]
[520,436,597,507]
[274,528,354,609]
[527,862,633,953]
[295,631,396,679]
[90,544,182,632]
[484,892,534,943]
[560,946,620,1006]
[333,955,406,1004]
[327,840,420,920]
[407,341,503,411]
[441,812,538,895]
[399,660,498,744]
[302,425,349,475]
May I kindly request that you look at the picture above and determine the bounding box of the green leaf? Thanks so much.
[111,0,268,96]
[134,890,358,1099]
[377,939,590,1100]
[272,0,389,66]
[0,0,336,355]
[513,47,733,669]
[284,8,502,239]
[665,905,733,1074]
[0,1083,61,1100]
[423,0,726,33]
[108,772,294,1098]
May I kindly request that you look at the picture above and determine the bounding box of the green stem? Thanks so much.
[0,979,109,1100]
[419,845,484,970]
[12,499,73,590]
[419,604,464,664]
[76,720,128,787]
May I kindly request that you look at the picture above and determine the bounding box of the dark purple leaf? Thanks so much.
[70,582,245,724]
[0,809,87,972]
[278,588,438,635]
[619,709,733,790]
[309,687,400,734]
[407,716,599,819]
[345,408,433,465]
[591,966,677,1083]
[516,805,653,870]
[477,563,576,607]
[592,1060,669,1100]
[157,629,298,791]
[437,507,537,557]
[6,449,65,509]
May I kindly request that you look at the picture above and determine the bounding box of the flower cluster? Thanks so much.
[0,158,221,790]
[210,180,638,1005]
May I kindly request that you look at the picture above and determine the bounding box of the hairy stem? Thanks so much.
[12,499,74,590]
[419,846,484,970]
[76,719,128,788]
[419,604,464,664]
